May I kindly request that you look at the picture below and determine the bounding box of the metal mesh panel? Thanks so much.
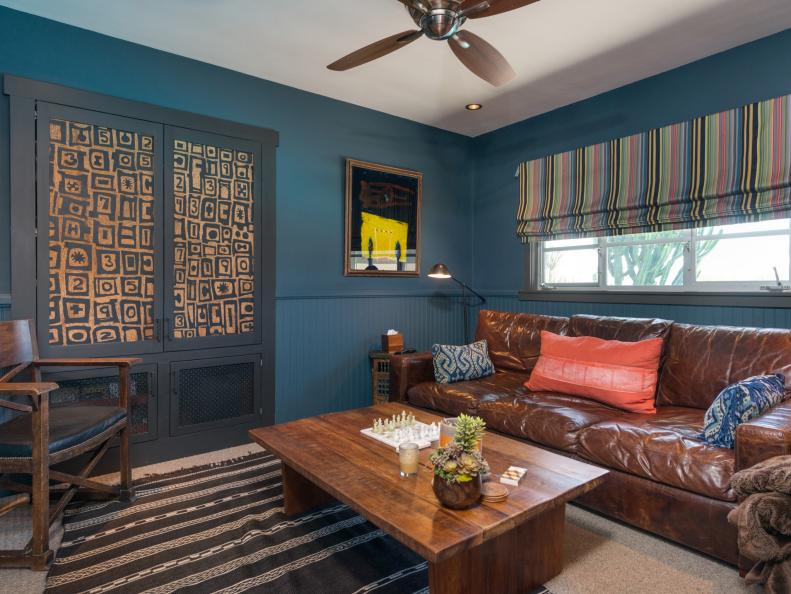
[177,362,254,427]
[372,357,390,405]
[49,372,151,435]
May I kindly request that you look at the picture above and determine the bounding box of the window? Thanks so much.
[540,219,791,293]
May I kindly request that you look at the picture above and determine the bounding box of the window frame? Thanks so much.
[522,220,791,307]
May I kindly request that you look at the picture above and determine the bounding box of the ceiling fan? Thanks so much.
[327,0,540,87]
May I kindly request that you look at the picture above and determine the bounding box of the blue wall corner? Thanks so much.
[0,7,475,422]
[471,28,791,295]
[1,7,791,423]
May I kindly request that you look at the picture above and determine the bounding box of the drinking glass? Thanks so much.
[439,417,482,452]
[398,442,419,477]
[439,417,457,447]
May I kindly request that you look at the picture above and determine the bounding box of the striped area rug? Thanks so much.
[45,451,552,594]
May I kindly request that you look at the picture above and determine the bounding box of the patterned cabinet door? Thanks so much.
[164,128,262,350]
[36,104,164,356]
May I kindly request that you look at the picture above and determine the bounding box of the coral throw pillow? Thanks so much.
[526,331,663,413]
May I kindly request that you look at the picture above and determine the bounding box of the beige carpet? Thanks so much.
[0,444,758,594]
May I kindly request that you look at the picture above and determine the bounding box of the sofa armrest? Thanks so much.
[389,352,434,403]
[735,400,791,470]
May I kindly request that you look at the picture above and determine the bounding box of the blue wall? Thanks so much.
[0,7,471,421]
[473,28,791,295]
[470,28,791,330]
[3,7,791,423]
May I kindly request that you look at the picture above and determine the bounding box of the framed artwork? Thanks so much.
[344,159,422,276]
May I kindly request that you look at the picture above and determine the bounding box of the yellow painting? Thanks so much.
[360,212,409,263]
[345,159,422,276]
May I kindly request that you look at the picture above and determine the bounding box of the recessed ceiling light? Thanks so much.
[465,103,483,111]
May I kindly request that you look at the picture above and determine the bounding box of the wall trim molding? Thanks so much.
[276,291,461,300]
[519,290,791,309]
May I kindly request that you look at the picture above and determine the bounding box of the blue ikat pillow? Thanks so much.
[701,373,787,448]
[431,340,495,384]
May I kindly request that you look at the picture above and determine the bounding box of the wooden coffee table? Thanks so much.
[249,403,608,594]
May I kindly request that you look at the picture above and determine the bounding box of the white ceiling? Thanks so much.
[3,0,791,137]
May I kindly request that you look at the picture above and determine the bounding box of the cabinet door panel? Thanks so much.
[43,363,158,443]
[169,354,261,436]
[164,127,262,350]
[36,103,164,357]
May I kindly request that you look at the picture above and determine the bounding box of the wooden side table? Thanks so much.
[369,351,391,405]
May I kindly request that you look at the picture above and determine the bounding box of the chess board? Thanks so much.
[360,422,439,451]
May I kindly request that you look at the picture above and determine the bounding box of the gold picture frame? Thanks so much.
[344,158,423,277]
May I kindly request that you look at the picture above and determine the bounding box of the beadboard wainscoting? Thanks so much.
[276,294,463,423]
[475,295,791,329]
[0,296,463,424]
[5,296,791,427]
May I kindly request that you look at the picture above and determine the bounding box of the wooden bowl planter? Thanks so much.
[432,475,482,510]
[429,414,488,510]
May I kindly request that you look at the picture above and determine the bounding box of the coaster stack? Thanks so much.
[481,481,509,503]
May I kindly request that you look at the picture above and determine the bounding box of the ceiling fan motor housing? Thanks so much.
[409,2,467,40]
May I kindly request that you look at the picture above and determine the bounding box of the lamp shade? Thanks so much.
[428,263,452,279]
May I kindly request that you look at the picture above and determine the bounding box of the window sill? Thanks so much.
[518,290,791,308]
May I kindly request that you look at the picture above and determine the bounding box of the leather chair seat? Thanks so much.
[0,406,126,458]
[478,390,632,453]
[407,371,529,417]
[577,407,736,501]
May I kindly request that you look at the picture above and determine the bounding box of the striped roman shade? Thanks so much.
[516,94,791,241]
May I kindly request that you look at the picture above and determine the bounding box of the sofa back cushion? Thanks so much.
[475,310,569,374]
[657,323,791,409]
[570,314,673,342]
[527,331,663,414]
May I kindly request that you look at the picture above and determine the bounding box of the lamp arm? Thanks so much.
[451,277,487,305]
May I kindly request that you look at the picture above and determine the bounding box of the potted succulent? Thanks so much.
[429,414,489,509]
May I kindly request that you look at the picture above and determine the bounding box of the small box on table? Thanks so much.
[500,466,527,486]
[381,333,404,353]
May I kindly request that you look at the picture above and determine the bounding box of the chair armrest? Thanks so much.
[33,357,142,368]
[735,400,791,470]
[389,352,434,403]
[0,382,59,412]
[0,382,59,397]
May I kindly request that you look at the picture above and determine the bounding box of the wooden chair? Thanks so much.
[0,319,140,570]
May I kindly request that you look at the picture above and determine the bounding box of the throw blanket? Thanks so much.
[728,456,791,594]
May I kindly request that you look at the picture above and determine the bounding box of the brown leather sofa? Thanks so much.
[390,310,791,567]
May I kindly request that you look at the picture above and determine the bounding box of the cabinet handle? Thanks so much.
[165,317,173,340]
[154,318,162,342]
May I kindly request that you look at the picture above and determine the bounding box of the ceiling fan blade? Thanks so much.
[396,0,428,14]
[449,30,516,86]
[327,30,423,71]
[460,0,541,19]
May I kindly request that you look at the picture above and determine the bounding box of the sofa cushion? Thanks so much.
[569,314,673,342]
[527,331,663,414]
[657,323,791,410]
[477,390,631,453]
[577,407,735,501]
[407,371,528,417]
[0,405,126,458]
[567,315,673,412]
[431,340,494,384]
[475,310,569,374]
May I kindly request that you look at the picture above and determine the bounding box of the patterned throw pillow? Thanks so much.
[701,374,787,448]
[431,340,495,384]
